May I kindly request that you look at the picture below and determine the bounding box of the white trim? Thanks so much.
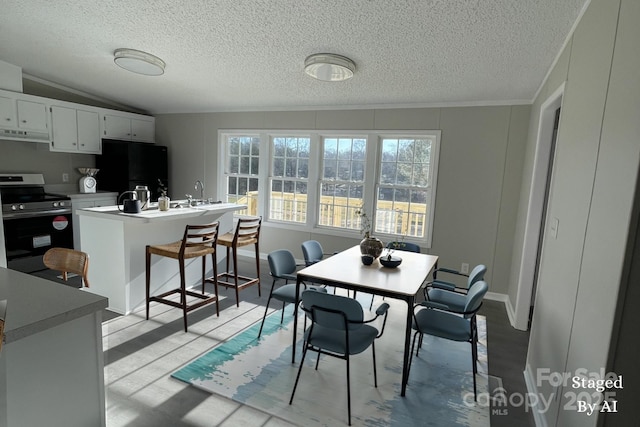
[524,364,549,427]
[484,291,508,303]
[531,0,592,102]
[512,83,565,331]
[158,99,532,115]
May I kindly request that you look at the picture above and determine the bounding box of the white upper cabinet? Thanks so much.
[0,95,49,142]
[0,88,154,147]
[16,99,48,132]
[77,110,100,153]
[0,96,17,127]
[50,105,101,153]
[131,118,154,142]
[103,114,155,142]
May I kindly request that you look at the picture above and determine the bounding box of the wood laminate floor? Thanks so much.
[102,257,534,426]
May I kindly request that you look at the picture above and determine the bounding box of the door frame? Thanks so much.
[512,83,564,331]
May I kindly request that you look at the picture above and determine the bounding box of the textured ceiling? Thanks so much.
[0,0,588,114]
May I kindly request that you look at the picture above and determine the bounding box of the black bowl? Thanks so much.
[361,255,375,266]
[379,255,402,268]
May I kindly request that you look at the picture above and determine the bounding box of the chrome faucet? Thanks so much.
[194,180,205,200]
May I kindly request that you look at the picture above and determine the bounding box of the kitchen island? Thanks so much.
[0,267,108,427]
[77,203,245,314]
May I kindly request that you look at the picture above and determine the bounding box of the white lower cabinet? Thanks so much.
[71,194,117,249]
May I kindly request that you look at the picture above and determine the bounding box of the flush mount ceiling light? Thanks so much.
[114,48,165,76]
[304,53,355,82]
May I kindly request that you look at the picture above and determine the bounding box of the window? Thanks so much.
[376,137,436,239]
[219,130,440,246]
[223,135,260,216]
[318,136,366,231]
[269,136,310,223]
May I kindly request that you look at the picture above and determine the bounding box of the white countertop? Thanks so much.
[67,191,118,199]
[77,202,246,223]
[0,267,108,344]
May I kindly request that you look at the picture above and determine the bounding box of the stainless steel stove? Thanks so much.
[0,173,74,275]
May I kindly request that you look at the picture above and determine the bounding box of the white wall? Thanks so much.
[155,105,530,296]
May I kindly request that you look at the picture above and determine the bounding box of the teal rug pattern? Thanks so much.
[172,298,490,426]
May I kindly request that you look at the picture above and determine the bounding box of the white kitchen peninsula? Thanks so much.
[0,267,108,427]
[77,203,245,314]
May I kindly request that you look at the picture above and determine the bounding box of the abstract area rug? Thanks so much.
[172,298,489,426]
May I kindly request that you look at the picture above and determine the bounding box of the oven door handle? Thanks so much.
[2,208,72,220]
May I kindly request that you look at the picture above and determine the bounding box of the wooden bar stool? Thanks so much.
[215,216,262,307]
[146,222,219,332]
[43,247,91,287]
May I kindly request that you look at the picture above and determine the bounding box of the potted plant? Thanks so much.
[157,179,170,211]
[355,206,384,259]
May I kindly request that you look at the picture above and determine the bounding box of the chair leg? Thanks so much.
[254,242,261,297]
[201,254,206,294]
[471,336,478,401]
[145,247,151,320]
[408,330,421,381]
[233,247,240,307]
[346,355,352,426]
[289,338,310,405]
[212,252,219,316]
[372,342,378,388]
[258,296,273,338]
[179,258,188,332]
[280,301,285,323]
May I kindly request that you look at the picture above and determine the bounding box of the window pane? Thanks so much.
[382,139,398,161]
[229,156,239,174]
[285,158,297,177]
[323,160,336,180]
[241,139,251,155]
[229,138,239,155]
[352,161,365,181]
[273,158,284,176]
[338,160,351,180]
[272,179,282,192]
[240,156,250,174]
[324,138,337,159]
[398,139,414,162]
[238,178,248,195]
[228,177,237,195]
[397,163,412,185]
[353,139,366,160]
[249,178,259,192]
[251,138,260,156]
[274,138,285,157]
[337,138,352,160]
[298,158,309,178]
[250,157,259,175]
[375,136,435,238]
[299,139,310,158]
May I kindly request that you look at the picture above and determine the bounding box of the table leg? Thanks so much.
[291,277,301,363]
[401,295,414,396]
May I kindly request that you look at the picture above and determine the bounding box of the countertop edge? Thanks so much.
[4,298,108,344]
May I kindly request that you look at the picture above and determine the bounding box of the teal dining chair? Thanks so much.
[425,264,487,312]
[289,290,390,425]
[410,280,488,400]
[258,249,325,338]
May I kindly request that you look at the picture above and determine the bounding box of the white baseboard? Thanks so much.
[484,291,508,302]
[505,296,518,329]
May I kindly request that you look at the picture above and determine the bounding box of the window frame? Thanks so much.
[218,129,440,247]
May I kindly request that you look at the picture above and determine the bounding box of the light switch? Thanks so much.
[549,217,559,239]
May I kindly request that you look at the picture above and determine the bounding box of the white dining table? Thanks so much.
[292,245,439,396]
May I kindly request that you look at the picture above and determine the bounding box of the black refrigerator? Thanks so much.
[96,139,168,201]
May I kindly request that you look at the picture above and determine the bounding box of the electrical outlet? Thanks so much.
[62,173,69,183]
[461,263,469,274]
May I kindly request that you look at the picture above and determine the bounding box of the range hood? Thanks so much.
[0,127,49,142]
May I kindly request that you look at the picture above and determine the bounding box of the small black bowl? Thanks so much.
[379,255,402,268]
[361,255,374,266]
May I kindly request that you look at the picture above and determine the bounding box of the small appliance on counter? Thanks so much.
[78,168,99,193]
